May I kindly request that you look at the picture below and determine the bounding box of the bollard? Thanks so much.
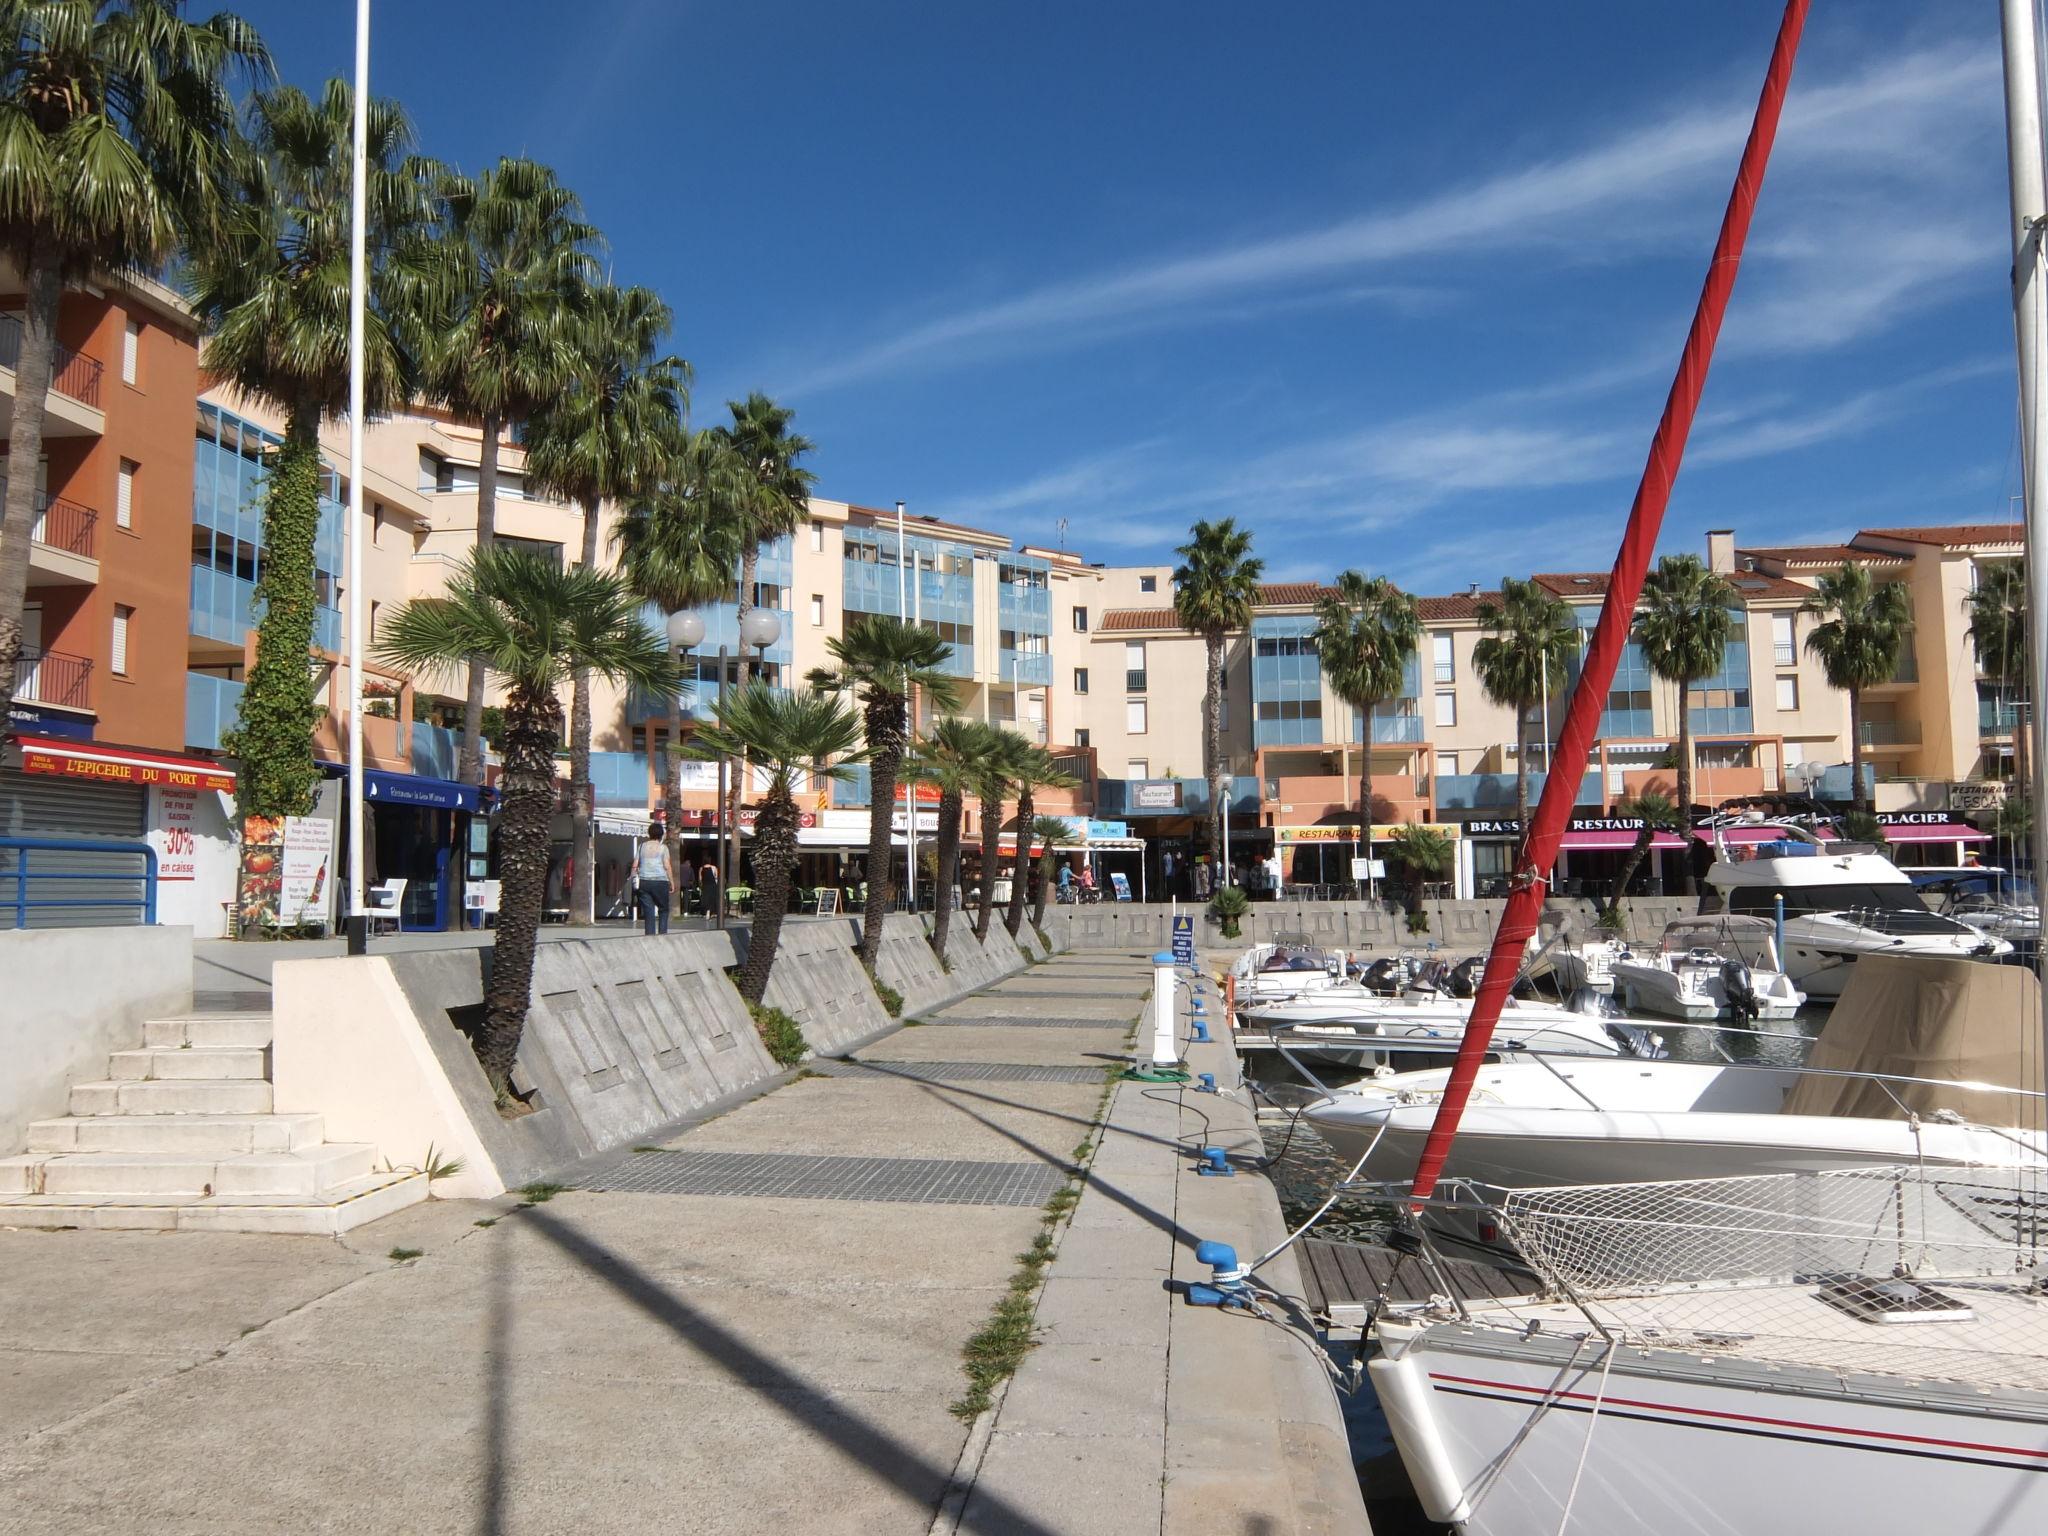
[1186,1239,1251,1307]
[1190,1017,1211,1043]
[1150,951,1179,1067]
[1195,1072,1218,1093]
[1195,1146,1235,1177]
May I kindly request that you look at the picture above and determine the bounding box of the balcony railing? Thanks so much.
[1857,720,1921,748]
[3,480,98,557]
[1436,769,1601,811]
[1980,695,2026,737]
[190,563,341,653]
[14,647,91,712]
[185,671,243,751]
[1125,669,1148,692]
[1000,649,1053,686]
[1362,713,1425,744]
[0,311,103,408]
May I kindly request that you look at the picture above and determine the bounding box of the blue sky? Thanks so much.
[233,1,2021,593]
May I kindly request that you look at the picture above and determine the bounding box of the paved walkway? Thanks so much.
[0,948,1366,1535]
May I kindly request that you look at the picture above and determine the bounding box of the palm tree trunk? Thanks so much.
[568,494,600,925]
[1033,848,1054,930]
[1675,702,1696,896]
[1004,786,1035,937]
[0,246,62,708]
[736,543,758,687]
[1514,704,1531,834]
[974,793,1004,941]
[460,409,503,786]
[1849,687,1868,815]
[1204,634,1225,860]
[860,696,901,969]
[930,790,963,958]
[478,682,561,1100]
[1611,827,1654,918]
[1359,700,1376,899]
[737,786,798,1003]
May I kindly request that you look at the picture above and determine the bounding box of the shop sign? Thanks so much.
[1129,780,1183,810]
[21,737,234,793]
[1948,781,2005,813]
[1086,819,1128,840]
[237,815,333,931]
[153,789,200,882]
[1875,811,1959,827]
[1465,815,1662,838]
[7,702,92,740]
[1277,823,1462,843]
[1465,818,1523,836]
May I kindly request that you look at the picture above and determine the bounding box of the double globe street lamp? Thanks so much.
[666,607,783,928]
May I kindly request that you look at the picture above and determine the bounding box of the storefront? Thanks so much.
[1270,822,1465,900]
[324,764,482,932]
[1866,812,1992,870]
[1456,814,1692,901]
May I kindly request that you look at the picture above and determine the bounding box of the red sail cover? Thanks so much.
[1407,0,1813,1207]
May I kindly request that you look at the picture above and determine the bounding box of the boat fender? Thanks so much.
[1369,1327,1473,1525]
[1186,1239,1252,1308]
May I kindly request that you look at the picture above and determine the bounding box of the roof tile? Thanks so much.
[1855,523,2024,549]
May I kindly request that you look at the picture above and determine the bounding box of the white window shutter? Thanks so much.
[111,605,132,674]
[116,460,136,528]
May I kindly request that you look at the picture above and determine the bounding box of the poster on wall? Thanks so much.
[237,815,335,933]
[153,790,200,882]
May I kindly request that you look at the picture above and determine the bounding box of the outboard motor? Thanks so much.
[1566,984,1624,1020]
[1721,958,1760,1027]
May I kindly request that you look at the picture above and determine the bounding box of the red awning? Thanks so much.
[1561,829,1687,851]
[16,735,235,794]
[1881,822,1989,844]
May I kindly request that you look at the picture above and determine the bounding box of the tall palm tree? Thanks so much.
[1471,577,1575,833]
[190,80,437,817]
[0,0,266,706]
[1030,815,1076,930]
[971,728,1030,942]
[909,715,996,960]
[1967,559,2027,785]
[808,616,959,968]
[687,685,864,1004]
[1172,519,1263,863]
[428,157,599,783]
[375,547,673,1101]
[523,283,689,924]
[612,432,750,891]
[1606,789,1677,920]
[1004,746,1078,938]
[1313,571,1420,884]
[1633,554,1737,892]
[719,392,815,686]
[1802,562,1913,817]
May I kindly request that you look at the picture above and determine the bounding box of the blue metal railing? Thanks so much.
[1,836,157,929]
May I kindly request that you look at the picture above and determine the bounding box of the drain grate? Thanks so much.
[582,1149,1066,1206]
[808,1059,1108,1085]
[925,1014,1134,1029]
[993,986,1146,997]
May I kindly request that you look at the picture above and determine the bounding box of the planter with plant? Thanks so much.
[1210,885,1250,939]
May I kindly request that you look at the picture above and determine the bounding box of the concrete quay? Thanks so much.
[0,947,1367,1535]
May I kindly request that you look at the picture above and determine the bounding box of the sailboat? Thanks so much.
[1356,3,2048,1529]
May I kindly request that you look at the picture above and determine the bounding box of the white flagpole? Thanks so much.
[345,0,371,943]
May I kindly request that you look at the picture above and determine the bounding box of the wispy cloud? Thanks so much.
[783,39,1996,394]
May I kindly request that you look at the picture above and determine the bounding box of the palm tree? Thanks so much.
[909,715,996,960]
[1605,789,1678,920]
[687,685,864,1004]
[190,80,437,818]
[1633,554,1737,892]
[1383,824,1454,918]
[612,432,750,892]
[971,728,1030,942]
[523,283,689,924]
[428,157,599,784]
[1802,563,1913,817]
[1030,815,1077,930]
[1172,519,1263,863]
[1967,559,2027,785]
[375,547,674,1100]
[807,616,960,968]
[719,393,815,686]
[0,0,266,706]
[1004,746,1078,938]
[1471,577,1575,833]
[1313,571,1421,885]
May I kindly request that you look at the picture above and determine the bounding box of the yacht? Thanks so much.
[1239,988,1663,1074]
[1703,818,2007,996]
[1607,914,1805,1020]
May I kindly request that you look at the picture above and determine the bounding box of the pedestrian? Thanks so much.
[1193,857,1211,898]
[699,857,721,916]
[635,822,673,936]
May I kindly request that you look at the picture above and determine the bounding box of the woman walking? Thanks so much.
[636,822,674,936]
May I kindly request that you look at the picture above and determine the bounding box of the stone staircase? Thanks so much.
[0,1011,427,1235]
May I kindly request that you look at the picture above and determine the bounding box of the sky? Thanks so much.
[229,0,2024,593]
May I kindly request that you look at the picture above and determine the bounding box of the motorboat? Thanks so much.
[1703,816,2007,997]
[1607,914,1805,1020]
[1544,936,1625,995]
[1916,868,2042,950]
[1241,986,1664,1075]
[1229,941,1357,1002]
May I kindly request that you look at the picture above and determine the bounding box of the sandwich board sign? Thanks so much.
[1171,913,1195,966]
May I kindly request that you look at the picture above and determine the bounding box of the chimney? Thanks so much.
[1706,529,1735,573]
[1467,581,1479,596]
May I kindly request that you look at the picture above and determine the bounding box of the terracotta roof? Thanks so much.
[1098,606,1188,634]
[1738,542,1908,567]
[1533,572,1610,598]
[1723,571,1812,601]
[1256,581,1335,607]
[1856,523,2024,549]
[1414,591,1498,621]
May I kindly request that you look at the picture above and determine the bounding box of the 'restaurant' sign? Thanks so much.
[19,736,235,794]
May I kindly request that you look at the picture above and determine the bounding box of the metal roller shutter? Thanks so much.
[0,766,150,928]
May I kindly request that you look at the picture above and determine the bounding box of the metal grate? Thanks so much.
[988,986,1148,999]
[807,1059,1108,1084]
[926,1014,1135,1029]
[581,1149,1068,1206]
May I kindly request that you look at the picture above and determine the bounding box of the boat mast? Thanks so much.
[1406,0,1811,1207]
[1999,0,2048,1042]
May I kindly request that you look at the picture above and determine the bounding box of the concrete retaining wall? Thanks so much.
[274,930,779,1196]
[940,917,1029,993]
[740,917,896,1058]
[867,913,960,1018]
[2,926,191,1155]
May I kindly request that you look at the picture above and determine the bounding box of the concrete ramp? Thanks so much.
[743,917,896,1058]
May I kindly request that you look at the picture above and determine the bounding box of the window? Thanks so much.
[1139,575,1157,593]
[1127,700,1147,735]
[1772,612,1795,667]
[1074,728,1090,748]
[1438,752,1460,777]
[369,600,380,642]
[497,535,563,568]
[121,319,141,385]
[1434,690,1457,726]
[1073,667,1089,694]
[1127,757,1148,778]
[1124,641,1147,693]
[115,459,137,529]
[111,605,133,674]
[371,504,385,547]
[810,521,824,553]
[1433,632,1455,684]
[809,594,824,627]
[1776,675,1800,711]
[1072,606,1088,632]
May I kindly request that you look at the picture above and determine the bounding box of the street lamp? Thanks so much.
[666,610,711,925]
[731,610,782,918]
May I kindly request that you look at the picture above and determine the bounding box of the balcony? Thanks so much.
[14,647,92,715]
[1264,772,1428,825]
[1360,713,1425,745]
[17,488,98,587]
[185,671,243,751]
[1857,720,1921,750]
[0,311,105,432]
[1980,695,2025,738]
[1867,649,1919,689]
[1094,775,1259,818]
[190,564,341,653]
[999,649,1053,686]
[1437,769,1601,812]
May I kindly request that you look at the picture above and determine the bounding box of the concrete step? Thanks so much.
[69,1079,274,1116]
[144,1015,274,1050]
[0,1170,429,1235]
[26,1112,326,1155]
[108,1045,269,1082]
[0,1143,379,1198]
